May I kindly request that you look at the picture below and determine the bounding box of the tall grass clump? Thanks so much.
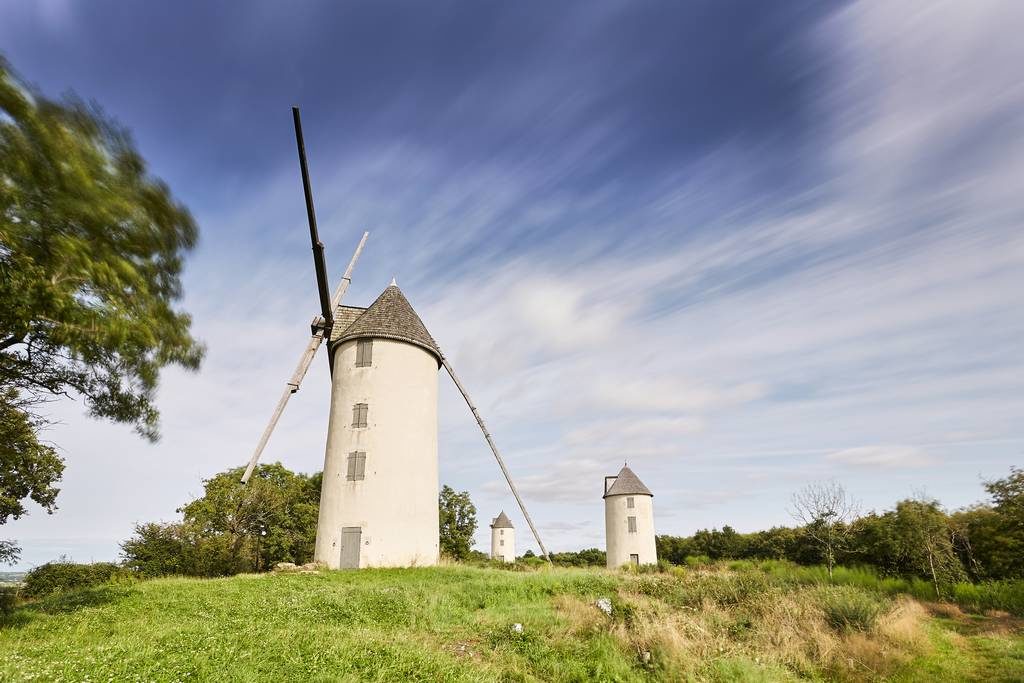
[817,586,885,633]
[951,579,1024,616]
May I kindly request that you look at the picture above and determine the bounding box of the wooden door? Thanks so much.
[340,527,361,569]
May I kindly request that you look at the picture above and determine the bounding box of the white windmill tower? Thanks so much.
[603,465,657,568]
[239,108,551,569]
[314,283,442,567]
[489,511,515,563]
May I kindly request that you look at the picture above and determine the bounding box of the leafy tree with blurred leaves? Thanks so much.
[0,58,203,532]
[438,485,477,560]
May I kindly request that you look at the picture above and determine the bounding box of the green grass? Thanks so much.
[1,564,1021,682]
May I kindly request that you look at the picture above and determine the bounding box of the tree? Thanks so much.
[120,522,193,577]
[890,498,966,597]
[790,480,859,579]
[1,388,63,523]
[121,463,319,577]
[179,463,319,573]
[438,485,477,560]
[0,538,19,566]
[958,467,1024,580]
[0,58,203,524]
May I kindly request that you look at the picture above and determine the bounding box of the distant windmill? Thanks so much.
[240,107,549,568]
[603,464,657,568]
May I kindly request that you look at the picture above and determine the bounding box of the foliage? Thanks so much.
[0,389,63,524]
[0,539,20,566]
[121,463,320,577]
[21,560,130,598]
[973,467,1024,579]
[549,547,606,567]
[0,585,16,615]
[654,468,1024,598]
[438,485,477,560]
[0,59,202,524]
[119,522,194,577]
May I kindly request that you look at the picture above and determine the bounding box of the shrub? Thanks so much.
[818,587,884,632]
[0,585,18,614]
[21,560,132,598]
[951,579,1024,616]
[685,555,713,569]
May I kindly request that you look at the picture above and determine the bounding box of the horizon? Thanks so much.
[2,0,1023,570]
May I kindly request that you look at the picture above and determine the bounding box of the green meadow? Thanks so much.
[2,562,1022,682]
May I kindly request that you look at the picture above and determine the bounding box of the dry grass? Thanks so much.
[551,574,935,681]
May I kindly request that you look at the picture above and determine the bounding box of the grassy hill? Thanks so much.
[1,563,1022,682]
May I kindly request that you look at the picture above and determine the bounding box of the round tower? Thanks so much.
[489,511,515,563]
[603,465,657,569]
[314,283,441,569]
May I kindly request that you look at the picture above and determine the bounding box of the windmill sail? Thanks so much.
[240,231,368,484]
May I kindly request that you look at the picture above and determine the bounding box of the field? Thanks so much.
[1,563,1022,682]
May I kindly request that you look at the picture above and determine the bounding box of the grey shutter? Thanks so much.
[352,403,368,427]
[356,340,372,367]
[628,516,637,533]
[346,452,366,481]
[627,497,635,509]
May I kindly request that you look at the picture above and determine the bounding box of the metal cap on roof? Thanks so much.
[331,282,440,360]
[490,511,514,528]
[603,465,653,498]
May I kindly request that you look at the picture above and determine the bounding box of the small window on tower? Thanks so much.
[352,403,368,428]
[346,452,366,481]
[628,516,637,533]
[627,497,635,509]
[356,340,373,367]
[500,539,504,546]
[500,529,504,536]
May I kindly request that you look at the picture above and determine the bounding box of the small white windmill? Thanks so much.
[240,108,549,568]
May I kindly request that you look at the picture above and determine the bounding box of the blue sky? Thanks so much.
[2,0,1022,569]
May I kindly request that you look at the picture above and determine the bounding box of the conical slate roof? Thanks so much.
[490,511,514,529]
[603,465,653,498]
[331,283,440,360]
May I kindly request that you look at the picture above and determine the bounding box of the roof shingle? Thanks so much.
[603,466,653,498]
[330,284,440,360]
[490,511,514,528]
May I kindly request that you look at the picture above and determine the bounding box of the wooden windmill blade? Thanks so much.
[292,106,334,335]
[240,231,369,485]
[438,353,553,563]
[241,106,368,485]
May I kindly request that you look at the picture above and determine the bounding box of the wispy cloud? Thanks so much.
[826,446,932,469]
[4,1,1023,567]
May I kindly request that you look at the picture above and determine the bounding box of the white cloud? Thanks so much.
[825,445,933,469]
[8,1,1024,566]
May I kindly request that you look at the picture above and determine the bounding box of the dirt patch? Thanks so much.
[925,602,1024,636]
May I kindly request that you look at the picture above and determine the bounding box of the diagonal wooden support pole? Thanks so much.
[241,231,369,484]
[439,355,552,563]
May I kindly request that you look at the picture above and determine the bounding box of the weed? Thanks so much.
[819,586,885,633]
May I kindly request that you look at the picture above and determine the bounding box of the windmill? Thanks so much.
[240,107,550,568]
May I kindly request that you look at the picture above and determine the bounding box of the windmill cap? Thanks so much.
[490,511,514,528]
[603,465,653,498]
[330,282,440,360]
